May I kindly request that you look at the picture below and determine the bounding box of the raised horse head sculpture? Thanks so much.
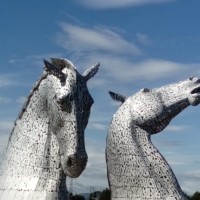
[0,58,99,200]
[107,77,200,200]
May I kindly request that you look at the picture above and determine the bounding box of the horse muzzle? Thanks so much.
[61,153,88,178]
[188,85,200,106]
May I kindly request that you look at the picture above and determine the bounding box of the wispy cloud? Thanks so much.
[0,74,19,88]
[104,58,187,81]
[56,23,200,86]
[0,121,13,133]
[88,122,107,131]
[77,0,174,9]
[81,55,196,83]
[168,160,185,166]
[56,23,140,56]
[16,96,26,104]
[179,170,200,195]
[164,125,189,132]
[8,53,64,68]
[136,33,153,46]
[155,140,183,148]
[0,97,12,104]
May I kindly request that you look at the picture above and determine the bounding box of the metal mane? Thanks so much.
[18,73,48,120]
[16,58,76,121]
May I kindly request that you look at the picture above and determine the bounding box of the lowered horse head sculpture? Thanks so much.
[107,77,200,200]
[44,59,99,178]
[0,58,99,200]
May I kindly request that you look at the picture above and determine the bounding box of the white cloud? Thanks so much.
[108,59,187,81]
[9,53,64,68]
[88,122,107,131]
[110,101,121,107]
[81,54,194,83]
[56,23,140,55]
[136,33,153,46]
[16,96,26,104]
[155,140,182,148]
[77,0,174,9]
[0,97,12,104]
[168,160,185,166]
[73,53,200,95]
[55,22,200,86]
[179,170,200,195]
[164,125,188,132]
[0,121,13,133]
[0,74,18,88]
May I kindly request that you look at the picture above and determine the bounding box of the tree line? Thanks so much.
[70,189,200,200]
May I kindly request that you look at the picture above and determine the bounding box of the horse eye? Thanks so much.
[58,94,73,104]
[57,95,73,112]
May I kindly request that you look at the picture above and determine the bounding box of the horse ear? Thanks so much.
[109,91,127,103]
[83,63,100,82]
[43,59,67,84]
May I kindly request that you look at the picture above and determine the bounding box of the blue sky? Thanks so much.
[1,0,200,195]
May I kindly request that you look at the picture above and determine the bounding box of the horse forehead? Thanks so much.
[64,69,86,88]
[124,93,163,115]
[154,79,191,92]
[76,86,92,101]
[67,73,92,98]
[131,91,160,102]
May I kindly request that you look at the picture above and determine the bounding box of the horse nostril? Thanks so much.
[190,77,200,83]
[67,157,73,167]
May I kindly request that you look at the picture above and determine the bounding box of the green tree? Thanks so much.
[71,194,85,200]
[99,188,111,200]
[89,191,102,200]
[191,192,200,200]
[183,191,191,199]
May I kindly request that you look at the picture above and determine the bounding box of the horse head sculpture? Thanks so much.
[107,77,200,200]
[0,58,99,200]
[44,59,99,178]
